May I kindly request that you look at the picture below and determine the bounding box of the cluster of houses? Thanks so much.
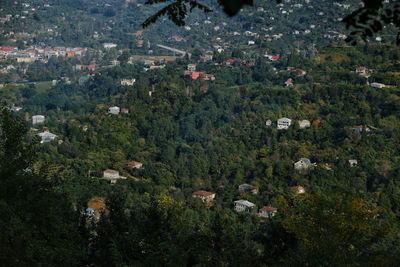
[0,45,87,62]
[273,117,311,130]
[192,183,307,219]
[101,160,143,184]
[184,64,216,81]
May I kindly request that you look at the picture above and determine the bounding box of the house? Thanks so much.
[120,79,136,86]
[234,200,256,212]
[32,115,45,125]
[294,158,315,174]
[10,105,22,112]
[102,43,117,49]
[265,119,272,126]
[298,120,311,129]
[127,160,143,169]
[352,125,371,134]
[259,205,277,218]
[349,159,358,167]
[248,40,255,45]
[187,64,196,72]
[370,82,385,89]
[192,190,216,203]
[225,58,236,65]
[38,131,57,143]
[238,183,258,194]
[292,185,306,194]
[285,78,294,87]
[103,169,126,184]
[85,197,106,220]
[277,117,292,130]
[121,108,129,114]
[312,118,321,127]
[356,66,372,78]
[108,106,120,115]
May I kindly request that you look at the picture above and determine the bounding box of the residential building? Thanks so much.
[187,64,196,72]
[285,78,294,87]
[234,200,256,212]
[349,159,358,167]
[120,79,136,86]
[370,82,385,88]
[192,190,216,203]
[108,106,120,115]
[294,158,314,174]
[298,120,311,129]
[32,115,45,125]
[292,185,306,194]
[127,160,143,169]
[238,183,258,194]
[356,66,372,78]
[103,169,126,184]
[85,197,106,220]
[102,43,117,49]
[38,131,57,143]
[265,119,272,126]
[277,117,292,130]
[121,108,130,114]
[259,205,278,218]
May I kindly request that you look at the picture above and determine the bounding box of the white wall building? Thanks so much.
[108,106,120,115]
[234,200,256,212]
[32,115,45,125]
[277,117,292,130]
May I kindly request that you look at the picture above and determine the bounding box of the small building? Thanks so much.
[108,106,120,115]
[356,66,372,78]
[298,120,311,129]
[277,117,292,130]
[127,160,143,169]
[192,190,216,203]
[238,183,258,194]
[85,197,106,220]
[259,205,277,218]
[349,159,358,167]
[285,78,294,87]
[38,131,57,143]
[294,158,314,174]
[102,43,117,49]
[120,79,136,86]
[234,200,256,212]
[32,115,45,125]
[370,82,385,89]
[121,108,130,114]
[292,185,306,194]
[103,169,126,184]
[265,119,272,126]
[187,64,196,72]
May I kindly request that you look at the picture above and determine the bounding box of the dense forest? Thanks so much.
[1,43,400,266]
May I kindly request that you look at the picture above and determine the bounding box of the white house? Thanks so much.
[349,159,358,167]
[294,158,314,173]
[234,200,256,212]
[277,117,292,130]
[103,169,126,184]
[370,82,385,89]
[108,106,120,115]
[259,205,277,218]
[102,43,117,49]
[120,79,136,86]
[192,190,216,203]
[38,131,57,143]
[265,119,272,126]
[298,120,311,129]
[32,115,45,125]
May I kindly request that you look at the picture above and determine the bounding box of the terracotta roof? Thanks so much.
[259,205,277,212]
[193,190,214,197]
